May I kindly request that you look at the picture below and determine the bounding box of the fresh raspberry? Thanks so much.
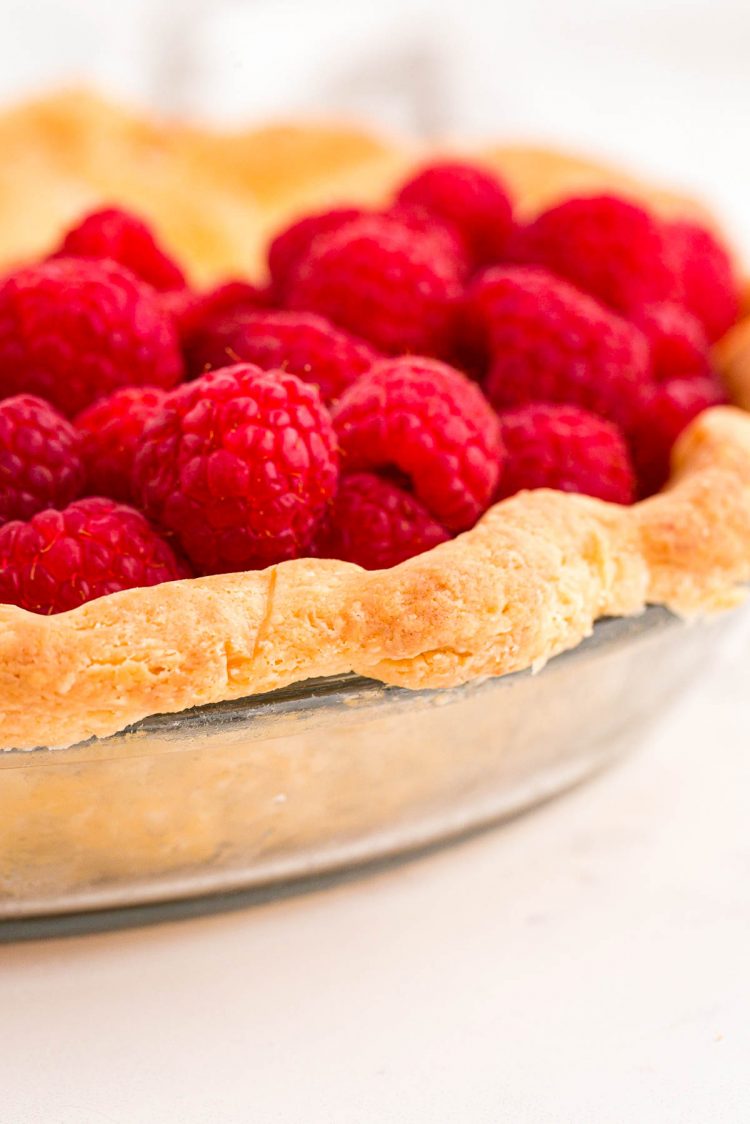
[0,497,188,615]
[75,387,167,505]
[515,194,678,316]
[186,309,378,401]
[0,394,84,524]
[395,160,514,268]
[664,220,740,342]
[383,204,470,274]
[312,472,450,569]
[166,280,272,348]
[634,302,710,381]
[627,375,728,496]
[0,258,183,417]
[332,356,501,532]
[496,403,635,505]
[133,363,338,574]
[466,266,651,426]
[286,215,463,357]
[55,206,186,292]
[268,207,366,297]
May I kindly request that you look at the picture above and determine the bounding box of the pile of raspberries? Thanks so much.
[0,162,739,614]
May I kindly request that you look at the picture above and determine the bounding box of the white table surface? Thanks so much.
[2,619,748,1124]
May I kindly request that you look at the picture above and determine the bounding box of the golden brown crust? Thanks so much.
[1,405,749,751]
[0,89,718,283]
[0,90,415,284]
[714,315,750,410]
[0,92,749,750]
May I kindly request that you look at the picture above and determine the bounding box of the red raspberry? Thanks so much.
[55,206,187,292]
[166,280,272,348]
[268,207,366,297]
[312,472,450,569]
[515,194,678,316]
[496,403,635,505]
[0,496,188,615]
[332,357,501,532]
[0,258,183,417]
[186,310,378,401]
[627,375,727,496]
[0,394,84,524]
[75,387,167,505]
[286,215,463,356]
[466,266,650,426]
[395,160,514,268]
[634,302,710,381]
[664,220,740,342]
[383,204,470,274]
[133,363,338,574]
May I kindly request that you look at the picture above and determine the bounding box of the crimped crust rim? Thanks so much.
[1,405,749,750]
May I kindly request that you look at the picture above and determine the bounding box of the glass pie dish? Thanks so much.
[0,604,735,923]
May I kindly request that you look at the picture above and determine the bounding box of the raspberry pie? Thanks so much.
[0,91,749,752]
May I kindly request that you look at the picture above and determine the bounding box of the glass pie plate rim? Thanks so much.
[0,604,735,936]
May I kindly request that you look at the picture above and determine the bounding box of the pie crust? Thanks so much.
[0,91,749,751]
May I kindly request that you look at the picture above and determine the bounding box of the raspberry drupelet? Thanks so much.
[465,265,650,427]
[75,387,168,505]
[663,219,741,342]
[133,363,339,574]
[55,206,186,292]
[496,403,635,505]
[0,394,84,524]
[285,215,463,357]
[634,302,710,382]
[0,258,183,416]
[395,160,514,268]
[312,472,450,569]
[268,206,367,298]
[626,375,728,496]
[166,280,272,350]
[515,193,679,316]
[332,356,501,532]
[185,309,379,401]
[0,497,188,615]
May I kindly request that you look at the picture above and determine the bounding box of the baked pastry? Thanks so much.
[0,91,749,753]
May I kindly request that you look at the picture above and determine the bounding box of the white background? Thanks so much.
[1,2,750,1119]
[4,0,750,250]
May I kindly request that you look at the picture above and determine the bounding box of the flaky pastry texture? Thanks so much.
[0,93,748,750]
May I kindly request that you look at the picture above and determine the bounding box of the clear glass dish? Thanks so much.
[0,606,733,923]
